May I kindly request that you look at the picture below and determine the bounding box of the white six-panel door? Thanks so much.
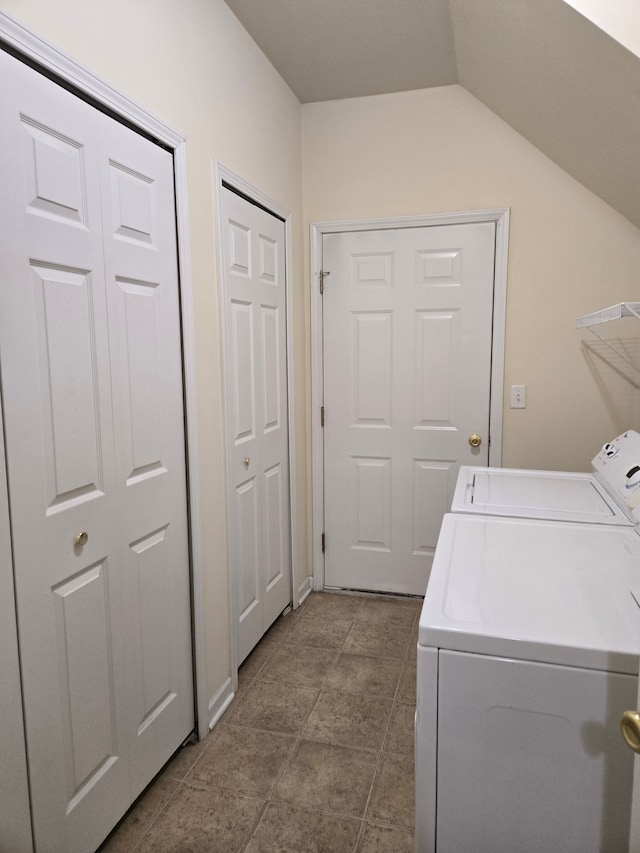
[0,49,193,851]
[322,223,495,595]
[221,186,291,664]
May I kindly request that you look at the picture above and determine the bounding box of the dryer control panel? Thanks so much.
[592,430,640,521]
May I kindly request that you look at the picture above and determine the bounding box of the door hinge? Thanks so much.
[319,270,330,294]
[321,406,325,427]
[321,533,326,553]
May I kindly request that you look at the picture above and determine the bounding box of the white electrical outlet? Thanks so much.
[511,385,527,409]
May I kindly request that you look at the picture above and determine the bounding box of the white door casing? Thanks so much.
[219,183,292,664]
[317,214,508,595]
[0,47,193,851]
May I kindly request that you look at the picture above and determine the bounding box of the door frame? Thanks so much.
[0,11,209,739]
[214,162,298,688]
[310,209,510,590]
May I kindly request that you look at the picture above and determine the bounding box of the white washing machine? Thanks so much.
[451,429,640,526]
[416,431,640,853]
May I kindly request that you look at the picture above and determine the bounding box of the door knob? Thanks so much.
[74,531,89,547]
[468,434,482,448]
[244,457,251,468]
[621,710,640,753]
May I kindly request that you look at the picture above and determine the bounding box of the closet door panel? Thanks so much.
[0,48,193,850]
[100,114,194,800]
[0,49,129,852]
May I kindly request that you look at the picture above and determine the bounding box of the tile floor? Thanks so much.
[101,591,421,852]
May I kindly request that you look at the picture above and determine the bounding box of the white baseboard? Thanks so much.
[207,677,234,731]
[297,576,313,606]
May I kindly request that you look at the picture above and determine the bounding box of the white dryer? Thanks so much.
[416,431,640,853]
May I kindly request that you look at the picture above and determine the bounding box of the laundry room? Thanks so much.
[1,0,640,850]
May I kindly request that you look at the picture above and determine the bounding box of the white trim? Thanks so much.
[297,575,314,605]
[310,209,510,589]
[313,209,509,234]
[0,10,209,740]
[0,12,181,147]
[214,162,298,683]
[208,677,235,731]
[310,229,326,591]
[214,165,239,694]
[490,209,510,466]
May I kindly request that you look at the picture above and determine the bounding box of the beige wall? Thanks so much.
[0,0,307,708]
[3,2,640,718]
[302,85,640,471]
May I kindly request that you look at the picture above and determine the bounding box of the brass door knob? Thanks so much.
[468,434,482,448]
[75,531,89,547]
[621,710,640,753]
[244,457,251,468]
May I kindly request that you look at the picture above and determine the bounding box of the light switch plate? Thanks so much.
[511,385,527,409]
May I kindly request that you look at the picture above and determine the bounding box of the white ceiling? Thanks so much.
[224,0,640,230]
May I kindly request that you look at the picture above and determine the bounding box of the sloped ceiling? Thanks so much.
[223,0,457,102]
[451,0,640,230]
[224,0,640,230]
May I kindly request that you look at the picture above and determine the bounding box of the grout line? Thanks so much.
[127,778,185,853]
[240,611,348,851]
[355,671,401,849]
[109,591,418,851]
[239,798,270,853]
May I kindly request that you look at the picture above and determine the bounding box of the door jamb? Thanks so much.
[310,209,510,591]
[0,11,210,739]
[214,162,298,691]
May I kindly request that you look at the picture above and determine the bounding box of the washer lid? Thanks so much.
[451,466,631,524]
[420,513,640,673]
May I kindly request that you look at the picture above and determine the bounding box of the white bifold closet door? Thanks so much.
[220,186,291,664]
[0,49,193,852]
